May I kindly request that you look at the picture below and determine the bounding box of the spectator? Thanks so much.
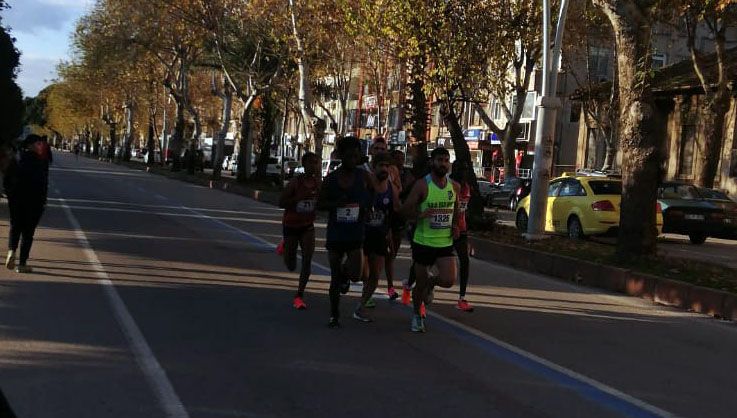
[3,134,50,273]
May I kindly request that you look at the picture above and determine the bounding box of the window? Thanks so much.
[589,47,612,80]
[515,123,529,141]
[492,100,502,120]
[652,54,666,69]
[697,188,729,200]
[559,181,586,197]
[548,181,562,197]
[521,92,536,120]
[588,181,622,195]
[678,125,696,177]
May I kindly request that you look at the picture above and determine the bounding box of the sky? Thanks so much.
[2,0,92,98]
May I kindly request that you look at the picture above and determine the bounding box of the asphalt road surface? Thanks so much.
[1,153,736,418]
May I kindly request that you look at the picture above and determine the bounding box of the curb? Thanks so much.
[468,236,737,322]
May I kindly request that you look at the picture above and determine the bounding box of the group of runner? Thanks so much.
[278,136,473,333]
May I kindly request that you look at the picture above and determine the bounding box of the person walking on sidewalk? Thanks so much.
[317,136,372,328]
[278,152,321,310]
[401,147,460,332]
[4,135,51,273]
[450,160,474,312]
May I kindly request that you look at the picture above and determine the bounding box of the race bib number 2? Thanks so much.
[337,204,360,223]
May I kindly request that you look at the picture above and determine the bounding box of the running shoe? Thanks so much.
[456,299,474,312]
[401,285,411,306]
[364,296,376,309]
[420,303,426,318]
[293,296,307,310]
[276,240,285,255]
[5,250,15,270]
[353,307,373,322]
[15,265,32,274]
[411,314,425,333]
[328,317,340,328]
[387,287,399,301]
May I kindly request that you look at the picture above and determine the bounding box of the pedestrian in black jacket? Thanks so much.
[4,134,50,273]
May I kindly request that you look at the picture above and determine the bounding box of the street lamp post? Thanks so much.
[526,0,570,240]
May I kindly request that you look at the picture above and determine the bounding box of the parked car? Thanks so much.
[487,177,531,210]
[477,179,495,204]
[696,187,737,239]
[658,182,735,244]
[516,174,663,239]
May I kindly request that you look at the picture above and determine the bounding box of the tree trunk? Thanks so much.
[695,91,730,188]
[237,107,252,183]
[147,117,156,167]
[213,84,233,182]
[123,102,134,162]
[256,94,277,180]
[108,123,117,162]
[407,53,428,176]
[595,0,662,257]
[170,101,185,171]
[502,126,520,179]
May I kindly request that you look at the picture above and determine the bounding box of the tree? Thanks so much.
[679,0,737,188]
[471,0,543,180]
[0,0,23,158]
[591,0,664,257]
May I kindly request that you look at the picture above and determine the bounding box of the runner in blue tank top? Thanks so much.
[353,152,400,322]
[317,136,372,328]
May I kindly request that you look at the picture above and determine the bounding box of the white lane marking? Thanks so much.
[45,204,285,225]
[51,168,147,177]
[428,311,677,418]
[46,197,283,217]
[56,190,189,418]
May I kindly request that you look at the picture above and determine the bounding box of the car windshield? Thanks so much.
[588,181,622,195]
[659,185,700,200]
[697,188,729,200]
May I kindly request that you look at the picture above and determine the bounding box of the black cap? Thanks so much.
[22,134,43,148]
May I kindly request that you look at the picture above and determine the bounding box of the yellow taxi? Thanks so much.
[514,173,663,238]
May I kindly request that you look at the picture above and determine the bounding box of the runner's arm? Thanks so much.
[451,181,461,239]
[400,180,427,220]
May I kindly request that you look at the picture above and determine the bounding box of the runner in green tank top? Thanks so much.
[400,147,461,333]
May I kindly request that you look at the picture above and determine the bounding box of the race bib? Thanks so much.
[368,210,385,227]
[337,204,360,223]
[459,201,469,213]
[429,210,452,229]
[296,199,316,213]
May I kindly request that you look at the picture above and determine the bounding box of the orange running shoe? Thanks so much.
[401,286,411,306]
[420,303,426,318]
[276,240,285,256]
[456,299,474,312]
[293,296,307,310]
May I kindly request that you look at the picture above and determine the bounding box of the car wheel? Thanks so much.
[688,233,707,245]
[567,216,584,240]
[515,210,528,233]
[509,196,518,211]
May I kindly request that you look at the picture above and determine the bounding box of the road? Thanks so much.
[1,153,736,418]
[492,208,737,269]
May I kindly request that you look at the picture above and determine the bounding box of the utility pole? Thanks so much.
[526,0,570,240]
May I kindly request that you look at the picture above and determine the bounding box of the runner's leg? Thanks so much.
[454,234,470,298]
[361,254,383,307]
[328,250,345,320]
[296,228,315,297]
[434,256,457,288]
[283,233,299,272]
[412,262,429,315]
